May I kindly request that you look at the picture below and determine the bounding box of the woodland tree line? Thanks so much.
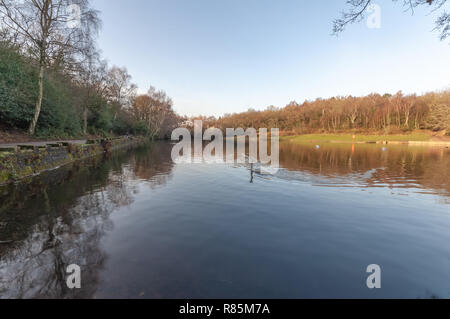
[1,1,449,139]
[0,0,179,138]
[208,91,450,135]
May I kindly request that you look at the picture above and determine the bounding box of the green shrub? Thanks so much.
[0,44,83,135]
[0,44,36,128]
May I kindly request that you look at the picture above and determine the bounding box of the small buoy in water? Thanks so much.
[315,145,320,150]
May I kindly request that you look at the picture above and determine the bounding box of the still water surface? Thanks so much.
[0,142,449,298]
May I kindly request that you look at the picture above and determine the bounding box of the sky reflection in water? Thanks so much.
[0,142,449,299]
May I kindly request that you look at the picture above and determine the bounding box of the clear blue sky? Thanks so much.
[92,0,450,117]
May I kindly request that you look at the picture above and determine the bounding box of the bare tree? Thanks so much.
[0,0,100,135]
[105,66,137,119]
[105,66,137,107]
[333,0,449,41]
[146,86,174,138]
[77,47,108,134]
[131,86,176,139]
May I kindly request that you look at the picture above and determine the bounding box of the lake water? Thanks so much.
[0,141,449,299]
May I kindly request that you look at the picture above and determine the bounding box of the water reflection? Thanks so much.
[277,143,450,201]
[0,141,449,298]
[0,142,174,298]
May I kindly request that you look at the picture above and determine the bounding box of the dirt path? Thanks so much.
[0,139,86,148]
[0,127,93,146]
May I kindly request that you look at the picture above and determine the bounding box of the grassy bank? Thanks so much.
[281,133,432,144]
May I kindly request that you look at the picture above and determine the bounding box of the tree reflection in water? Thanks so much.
[0,141,449,298]
[277,143,450,201]
[0,142,174,298]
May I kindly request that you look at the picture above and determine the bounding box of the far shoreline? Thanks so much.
[280,132,450,146]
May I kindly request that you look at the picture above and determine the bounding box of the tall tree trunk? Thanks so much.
[404,111,410,128]
[83,106,88,135]
[29,52,45,135]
